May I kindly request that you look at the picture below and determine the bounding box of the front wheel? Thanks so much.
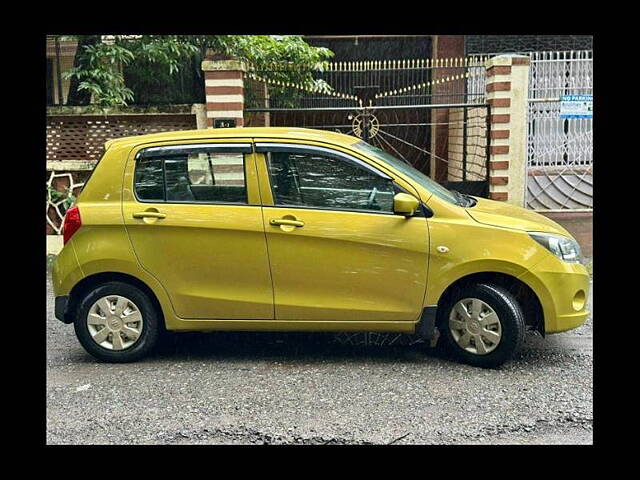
[73,281,160,363]
[437,283,525,368]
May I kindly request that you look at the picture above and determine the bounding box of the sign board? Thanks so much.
[560,95,593,119]
[213,118,237,128]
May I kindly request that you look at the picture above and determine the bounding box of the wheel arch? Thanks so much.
[66,271,165,329]
[435,271,545,336]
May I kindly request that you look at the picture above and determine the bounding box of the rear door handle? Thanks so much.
[133,211,166,219]
[269,218,304,227]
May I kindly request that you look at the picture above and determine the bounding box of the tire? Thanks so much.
[73,281,160,363]
[437,283,525,368]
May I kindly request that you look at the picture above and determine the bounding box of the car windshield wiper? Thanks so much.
[451,190,476,208]
[465,194,477,207]
[451,189,467,207]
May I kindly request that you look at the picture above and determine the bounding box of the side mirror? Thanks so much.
[393,192,420,217]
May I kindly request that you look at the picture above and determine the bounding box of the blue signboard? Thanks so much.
[560,95,593,119]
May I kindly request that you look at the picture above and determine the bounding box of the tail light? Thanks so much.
[62,206,82,245]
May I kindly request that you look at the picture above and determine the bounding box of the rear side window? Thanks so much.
[134,146,248,204]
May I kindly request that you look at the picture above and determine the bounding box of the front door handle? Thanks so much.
[133,211,167,219]
[269,218,304,227]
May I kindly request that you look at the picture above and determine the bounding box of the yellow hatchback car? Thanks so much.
[52,127,590,368]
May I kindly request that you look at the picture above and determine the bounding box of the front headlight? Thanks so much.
[528,232,582,263]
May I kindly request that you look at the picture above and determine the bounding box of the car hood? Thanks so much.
[466,197,571,237]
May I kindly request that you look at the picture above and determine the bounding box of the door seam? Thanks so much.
[121,146,180,316]
[251,142,277,320]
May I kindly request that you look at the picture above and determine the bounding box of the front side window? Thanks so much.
[265,150,395,213]
[134,149,247,204]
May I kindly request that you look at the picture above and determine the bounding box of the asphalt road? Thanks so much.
[46,273,593,445]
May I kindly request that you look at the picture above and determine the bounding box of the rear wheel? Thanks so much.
[437,283,525,368]
[73,281,160,363]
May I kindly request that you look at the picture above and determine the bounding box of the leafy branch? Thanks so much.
[60,35,334,109]
[47,185,76,214]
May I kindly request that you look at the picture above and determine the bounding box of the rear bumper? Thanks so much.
[518,255,590,334]
[51,239,83,301]
[54,295,73,324]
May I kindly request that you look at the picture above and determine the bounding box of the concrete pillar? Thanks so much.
[485,54,530,206]
[191,103,208,129]
[201,58,247,128]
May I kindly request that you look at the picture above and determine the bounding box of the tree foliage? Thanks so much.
[61,35,333,108]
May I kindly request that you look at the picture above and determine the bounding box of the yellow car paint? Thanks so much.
[52,127,590,336]
[517,253,590,333]
[121,147,273,320]
[260,206,429,322]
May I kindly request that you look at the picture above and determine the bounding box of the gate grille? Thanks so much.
[526,51,593,210]
[244,58,490,197]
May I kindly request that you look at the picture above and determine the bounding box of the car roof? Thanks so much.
[105,127,362,150]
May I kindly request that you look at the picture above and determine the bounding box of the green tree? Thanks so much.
[61,35,333,109]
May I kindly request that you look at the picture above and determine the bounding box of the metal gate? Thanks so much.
[244,58,491,196]
[526,50,593,210]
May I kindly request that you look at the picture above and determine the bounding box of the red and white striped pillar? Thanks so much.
[201,58,247,128]
[485,55,530,205]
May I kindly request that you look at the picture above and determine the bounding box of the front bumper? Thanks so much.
[518,254,590,334]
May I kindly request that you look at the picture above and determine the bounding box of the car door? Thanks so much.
[122,141,274,320]
[255,142,430,322]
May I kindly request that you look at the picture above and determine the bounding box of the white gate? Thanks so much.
[526,50,593,210]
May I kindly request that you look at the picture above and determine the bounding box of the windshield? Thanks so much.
[353,141,465,206]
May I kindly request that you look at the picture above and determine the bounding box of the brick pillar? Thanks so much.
[485,54,530,205]
[201,58,246,128]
